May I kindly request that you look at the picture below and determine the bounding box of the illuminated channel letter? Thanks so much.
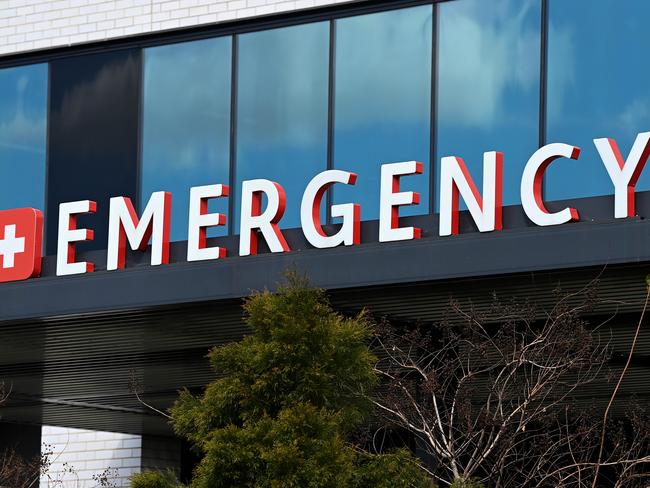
[239,179,290,256]
[300,170,360,248]
[379,161,423,242]
[521,143,581,226]
[187,184,229,262]
[595,132,650,218]
[106,191,172,270]
[439,151,503,236]
[56,200,96,276]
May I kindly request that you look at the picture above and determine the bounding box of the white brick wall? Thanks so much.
[0,0,354,57]
[40,426,142,488]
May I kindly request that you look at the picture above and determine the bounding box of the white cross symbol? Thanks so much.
[0,224,25,269]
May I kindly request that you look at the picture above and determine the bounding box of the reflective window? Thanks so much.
[436,0,541,208]
[141,37,232,241]
[0,64,47,211]
[333,6,432,219]
[48,50,140,253]
[236,22,329,229]
[546,0,650,201]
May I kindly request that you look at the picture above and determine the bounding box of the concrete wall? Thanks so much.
[0,0,353,56]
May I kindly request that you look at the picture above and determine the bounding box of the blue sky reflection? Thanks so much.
[436,0,540,209]
[333,5,433,220]
[546,0,650,201]
[0,64,47,212]
[235,22,329,230]
[141,37,232,241]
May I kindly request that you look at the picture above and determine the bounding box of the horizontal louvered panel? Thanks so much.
[0,264,648,435]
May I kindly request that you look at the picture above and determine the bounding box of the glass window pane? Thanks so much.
[236,22,329,230]
[141,37,232,242]
[0,64,47,211]
[436,0,541,208]
[546,0,650,201]
[49,50,140,254]
[333,6,433,219]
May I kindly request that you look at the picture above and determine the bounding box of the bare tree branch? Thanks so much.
[591,282,650,488]
[128,370,172,419]
[370,281,650,487]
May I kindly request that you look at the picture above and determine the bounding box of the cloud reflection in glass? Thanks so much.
[436,0,541,209]
[141,37,232,241]
[333,5,433,220]
[546,0,650,201]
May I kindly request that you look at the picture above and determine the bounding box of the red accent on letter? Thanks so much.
[449,154,503,235]
[114,194,171,269]
[391,162,423,238]
[68,201,96,273]
[248,183,290,256]
[198,186,228,258]
[309,172,360,243]
[533,147,581,220]
[605,138,650,217]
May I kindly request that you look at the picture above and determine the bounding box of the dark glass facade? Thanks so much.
[4,0,650,250]
[47,50,140,253]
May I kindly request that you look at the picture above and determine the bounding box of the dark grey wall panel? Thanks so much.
[2,212,650,322]
[1,266,649,435]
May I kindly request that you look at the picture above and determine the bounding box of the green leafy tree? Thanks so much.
[449,479,485,488]
[131,470,181,488]
[134,275,428,488]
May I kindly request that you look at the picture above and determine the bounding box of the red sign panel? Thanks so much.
[0,208,44,283]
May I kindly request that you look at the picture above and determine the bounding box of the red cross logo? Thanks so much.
[0,208,44,283]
